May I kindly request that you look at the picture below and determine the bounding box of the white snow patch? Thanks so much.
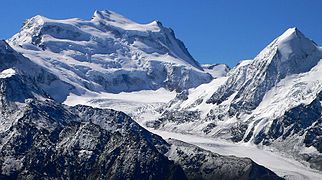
[0,68,16,78]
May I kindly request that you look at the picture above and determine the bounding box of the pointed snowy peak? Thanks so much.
[275,27,318,61]
[206,27,321,115]
[277,27,308,43]
[252,27,321,72]
[20,15,49,32]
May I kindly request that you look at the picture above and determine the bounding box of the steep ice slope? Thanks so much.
[152,28,322,170]
[0,42,280,179]
[8,10,212,94]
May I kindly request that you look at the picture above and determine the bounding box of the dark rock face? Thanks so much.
[230,123,248,142]
[158,110,201,125]
[0,101,186,180]
[304,119,322,153]
[202,123,217,134]
[166,139,282,180]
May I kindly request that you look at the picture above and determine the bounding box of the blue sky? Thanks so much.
[1,0,321,66]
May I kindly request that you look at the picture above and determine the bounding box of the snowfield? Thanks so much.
[64,88,176,116]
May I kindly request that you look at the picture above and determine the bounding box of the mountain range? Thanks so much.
[0,40,278,179]
[0,10,321,179]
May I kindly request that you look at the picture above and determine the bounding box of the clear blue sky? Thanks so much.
[1,0,321,66]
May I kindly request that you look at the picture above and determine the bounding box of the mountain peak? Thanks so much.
[92,10,126,22]
[278,27,301,41]
[24,15,47,27]
[92,10,162,32]
[275,27,317,61]
[8,10,210,93]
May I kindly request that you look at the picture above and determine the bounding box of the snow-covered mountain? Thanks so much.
[8,10,212,95]
[2,8,321,178]
[152,28,322,170]
[207,28,321,115]
[0,41,280,179]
